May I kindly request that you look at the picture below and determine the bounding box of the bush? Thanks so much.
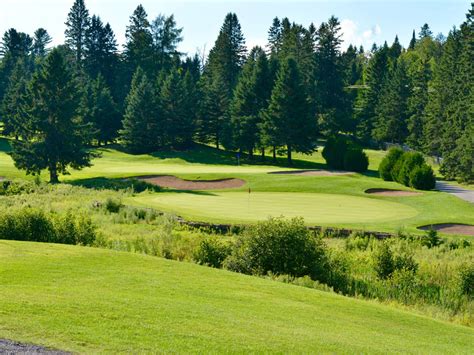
[104,198,122,213]
[395,152,425,186]
[224,217,328,280]
[343,149,369,172]
[409,164,436,190]
[322,136,369,172]
[322,136,348,170]
[0,179,38,196]
[379,148,404,181]
[372,243,395,279]
[420,228,444,248]
[458,264,474,298]
[194,238,232,268]
[0,208,97,245]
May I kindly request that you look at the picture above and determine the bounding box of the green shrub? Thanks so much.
[372,243,395,279]
[345,233,374,251]
[104,198,122,213]
[225,217,328,280]
[458,264,474,298]
[194,238,232,268]
[420,228,444,248]
[409,164,436,190]
[0,208,97,245]
[379,148,404,181]
[394,250,418,274]
[0,179,38,196]
[343,149,369,172]
[395,152,425,186]
[322,136,348,170]
[322,136,369,172]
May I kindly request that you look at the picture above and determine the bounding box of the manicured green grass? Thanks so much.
[1,138,473,234]
[0,240,472,353]
[131,191,419,225]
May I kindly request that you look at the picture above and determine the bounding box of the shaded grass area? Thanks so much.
[0,240,473,353]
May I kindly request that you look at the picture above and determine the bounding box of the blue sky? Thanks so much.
[0,0,469,55]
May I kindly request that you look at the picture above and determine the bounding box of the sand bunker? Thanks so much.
[365,188,422,197]
[137,175,246,190]
[418,224,474,236]
[269,169,353,177]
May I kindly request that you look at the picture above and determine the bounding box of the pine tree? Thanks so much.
[64,0,90,64]
[262,57,317,164]
[315,16,348,134]
[84,16,118,87]
[120,67,159,153]
[267,17,282,54]
[409,30,417,50]
[125,5,154,76]
[419,24,433,39]
[151,14,183,71]
[230,47,271,157]
[373,58,411,143]
[159,69,194,149]
[82,74,121,145]
[32,28,52,58]
[10,49,96,183]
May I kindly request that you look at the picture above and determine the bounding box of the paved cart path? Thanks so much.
[436,181,474,203]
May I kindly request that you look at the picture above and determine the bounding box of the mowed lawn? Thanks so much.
[1,139,473,233]
[0,240,473,353]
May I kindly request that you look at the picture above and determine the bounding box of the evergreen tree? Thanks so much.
[419,23,433,39]
[10,49,96,183]
[32,28,52,58]
[267,17,282,54]
[409,30,417,50]
[315,16,348,134]
[125,5,154,75]
[120,67,159,153]
[84,16,118,88]
[262,57,317,164]
[159,69,194,148]
[151,14,183,71]
[373,58,411,143]
[230,47,271,157]
[82,74,121,145]
[64,0,90,64]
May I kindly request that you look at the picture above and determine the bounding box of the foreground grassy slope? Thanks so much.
[0,240,473,353]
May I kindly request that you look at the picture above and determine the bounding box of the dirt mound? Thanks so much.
[269,169,353,176]
[137,175,246,190]
[418,224,474,236]
[365,188,422,197]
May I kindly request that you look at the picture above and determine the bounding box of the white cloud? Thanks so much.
[340,19,382,50]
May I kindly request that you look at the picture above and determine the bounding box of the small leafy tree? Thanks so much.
[379,147,404,181]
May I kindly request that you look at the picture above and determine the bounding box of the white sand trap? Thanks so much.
[136,175,246,190]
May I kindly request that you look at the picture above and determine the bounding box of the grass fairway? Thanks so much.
[0,240,473,353]
[131,191,418,225]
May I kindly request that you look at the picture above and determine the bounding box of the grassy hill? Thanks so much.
[0,240,473,353]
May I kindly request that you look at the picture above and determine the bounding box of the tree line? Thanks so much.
[0,0,472,182]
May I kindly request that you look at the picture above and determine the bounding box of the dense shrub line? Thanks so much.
[379,148,436,190]
[0,208,97,245]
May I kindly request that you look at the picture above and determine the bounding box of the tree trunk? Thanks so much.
[216,134,220,150]
[49,165,59,184]
[261,148,265,161]
[248,148,253,160]
[287,145,292,165]
[273,146,276,161]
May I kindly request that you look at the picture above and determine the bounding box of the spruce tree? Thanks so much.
[82,74,121,145]
[159,69,194,149]
[32,28,52,58]
[230,47,271,157]
[64,0,90,64]
[10,49,96,183]
[125,5,154,76]
[373,57,411,143]
[409,30,417,50]
[151,14,183,71]
[120,67,159,153]
[262,57,317,164]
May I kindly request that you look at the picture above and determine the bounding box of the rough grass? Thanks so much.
[0,240,473,353]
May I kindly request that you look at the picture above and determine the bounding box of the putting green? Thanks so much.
[130,192,419,225]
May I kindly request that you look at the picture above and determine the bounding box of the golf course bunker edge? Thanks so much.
[365,188,422,197]
[418,223,474,236]
[136,175,246,190]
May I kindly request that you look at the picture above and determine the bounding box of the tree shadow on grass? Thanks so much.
[68,176,218,196]
[0,137,12,153]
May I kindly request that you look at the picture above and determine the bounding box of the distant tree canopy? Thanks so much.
[0,0,472,182]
